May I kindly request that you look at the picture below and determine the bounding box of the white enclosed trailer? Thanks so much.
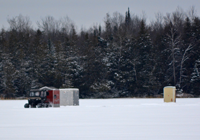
[59,88,79,106]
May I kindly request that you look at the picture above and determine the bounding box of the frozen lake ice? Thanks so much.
[0,98,200,140]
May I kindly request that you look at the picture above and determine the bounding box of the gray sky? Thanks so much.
[0,0,200,31]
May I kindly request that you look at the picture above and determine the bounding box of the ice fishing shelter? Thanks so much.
[164,86,176,102]
[59,88,79,106]
[38,86,79,107]
[46,90,60,107]
[39,87,60,107]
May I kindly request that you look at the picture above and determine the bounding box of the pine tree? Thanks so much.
[113,37,137,97]
[190,59,200,96]
[125,8,131,26]
[0,54,17,98]
[135,20,159,96]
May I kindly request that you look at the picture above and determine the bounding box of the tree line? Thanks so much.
[0,7,200,98]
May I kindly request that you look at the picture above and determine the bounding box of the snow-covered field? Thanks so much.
[0,98,200,140]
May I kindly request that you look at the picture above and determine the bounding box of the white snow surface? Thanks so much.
[0,98,200,140]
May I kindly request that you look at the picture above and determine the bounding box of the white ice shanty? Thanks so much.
[59,88,79,106]
[38,87,79,106]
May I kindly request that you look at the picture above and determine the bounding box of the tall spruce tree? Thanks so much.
[136,20,156,96]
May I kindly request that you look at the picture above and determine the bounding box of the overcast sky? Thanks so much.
[1,0,200,31]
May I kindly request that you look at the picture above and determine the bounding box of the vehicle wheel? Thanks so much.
[24,103,29,108]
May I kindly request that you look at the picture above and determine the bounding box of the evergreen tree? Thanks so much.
[125,8,131,26]
[190,59,200,96]
[135,20,156,96]
[0,54,17,98]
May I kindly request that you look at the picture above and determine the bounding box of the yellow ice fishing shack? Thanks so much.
[164,86,176,102]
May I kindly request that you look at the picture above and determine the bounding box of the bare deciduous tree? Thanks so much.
[7,14,32,32]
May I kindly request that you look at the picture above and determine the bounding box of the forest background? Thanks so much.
[0,7,200,98]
